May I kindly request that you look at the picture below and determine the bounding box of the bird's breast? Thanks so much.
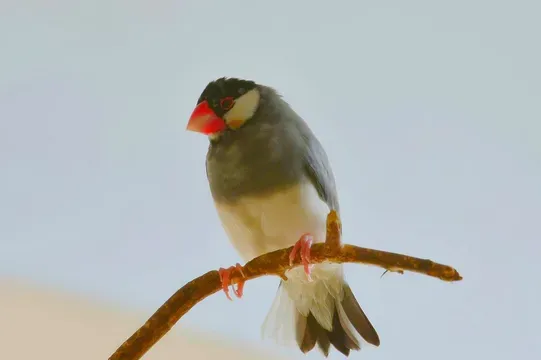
[214,180,330,262]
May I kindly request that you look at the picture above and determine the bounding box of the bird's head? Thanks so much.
[186,77,261,139]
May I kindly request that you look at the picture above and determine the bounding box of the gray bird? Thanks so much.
[186,77,380,357]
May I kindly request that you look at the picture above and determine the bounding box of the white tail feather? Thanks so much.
[261,263,344,345]
[261,282,297,346]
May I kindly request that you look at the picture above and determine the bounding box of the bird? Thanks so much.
[186,77,380,357]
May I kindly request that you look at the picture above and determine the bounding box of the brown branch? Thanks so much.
[109,211,462,360]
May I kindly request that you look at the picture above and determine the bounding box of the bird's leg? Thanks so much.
[218,263,246,301]
[289,233,314,281]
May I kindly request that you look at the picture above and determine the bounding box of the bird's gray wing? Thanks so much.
[300,130,382,352]
[301,129,340,213]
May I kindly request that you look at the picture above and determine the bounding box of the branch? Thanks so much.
[109,211,462,360]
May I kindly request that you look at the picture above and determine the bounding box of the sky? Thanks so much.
[1,0,540,359]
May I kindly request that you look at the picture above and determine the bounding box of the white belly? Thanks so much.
[214,180,330,262]
[215,180,345,334]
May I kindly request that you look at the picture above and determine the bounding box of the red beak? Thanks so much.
[186,101,227,135]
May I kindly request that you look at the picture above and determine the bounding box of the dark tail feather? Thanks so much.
[341,283,380,346]
[298,312,317,354]
[297,282,380,357]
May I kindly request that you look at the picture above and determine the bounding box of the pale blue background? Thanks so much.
[1,1,540,359]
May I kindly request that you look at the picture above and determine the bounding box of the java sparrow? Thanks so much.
[186,77,380,357]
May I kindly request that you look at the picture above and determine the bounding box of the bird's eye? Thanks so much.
[220,97,235,110]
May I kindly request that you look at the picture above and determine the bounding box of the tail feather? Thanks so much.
[298,302,363,357]
[262,273,380,357]
[313,316,331,356]
[298,313,317,353]
[341,283,380,346]
[327,307,359,356]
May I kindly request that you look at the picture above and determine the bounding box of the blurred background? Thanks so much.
[1,1,540,359]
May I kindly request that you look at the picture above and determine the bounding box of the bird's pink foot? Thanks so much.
[289,233,314,281]
[218,263,246,301]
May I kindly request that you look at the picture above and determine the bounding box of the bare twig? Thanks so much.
[109,211,462,360]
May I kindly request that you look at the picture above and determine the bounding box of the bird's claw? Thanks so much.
[218,263,246,301]
[289,233,314,281]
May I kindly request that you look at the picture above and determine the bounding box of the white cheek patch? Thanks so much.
[223,88,260,129]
